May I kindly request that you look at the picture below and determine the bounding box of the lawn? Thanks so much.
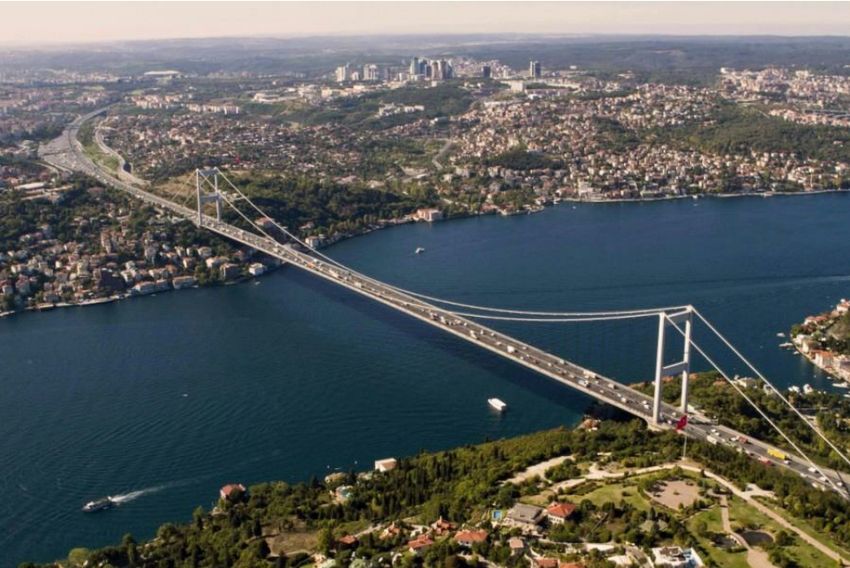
[685,507,750,568]
[728,497,836,568]
[754,498,850,564]
[578,483,651,512]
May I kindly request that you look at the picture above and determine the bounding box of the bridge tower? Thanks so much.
[195,168,224,227]
[652,306,693,425]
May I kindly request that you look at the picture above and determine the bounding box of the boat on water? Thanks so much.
[82,496,117,513]
[803,384,814,395]
[779,342,794,348]
[488,398,507,412]
[833,382,850,389]
[776,332,786,338]
[415,247,425,254]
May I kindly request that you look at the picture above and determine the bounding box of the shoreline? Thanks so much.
[3,187,848,322]
[559,187,850,204]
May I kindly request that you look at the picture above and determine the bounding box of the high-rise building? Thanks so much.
[335,64,350,83]
[443,60,453,79]
[363,64,379,82]
[409,57,420,76]
[529,60,541,78]
[482,65,492,78]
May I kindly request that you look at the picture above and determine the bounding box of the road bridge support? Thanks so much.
[652,307,693,425]
[195,168,223,226]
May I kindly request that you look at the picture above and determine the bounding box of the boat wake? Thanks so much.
[111,484,168,504]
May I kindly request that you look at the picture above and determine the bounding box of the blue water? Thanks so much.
[2,193,849,566]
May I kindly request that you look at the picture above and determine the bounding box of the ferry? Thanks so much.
[82,496,117,513]
[415,247,425,254]
[488,398,507,412]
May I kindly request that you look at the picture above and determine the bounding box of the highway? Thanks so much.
[39,111,850,499]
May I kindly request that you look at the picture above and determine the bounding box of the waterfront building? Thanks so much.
[374,457,398,472]
[529,60,542,78]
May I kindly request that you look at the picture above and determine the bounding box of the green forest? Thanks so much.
[27,419,850,568]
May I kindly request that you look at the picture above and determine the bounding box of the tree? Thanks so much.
[317,528,334,555]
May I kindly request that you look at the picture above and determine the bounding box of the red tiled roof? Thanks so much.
[455,530,488,544]
[408,535,434,549]
[220,483,246,498]
[546,502,576,519]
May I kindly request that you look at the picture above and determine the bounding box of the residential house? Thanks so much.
[546,502,576,524]
[504,503,545,530]
[374,458,398,473]
[454,530,488,547]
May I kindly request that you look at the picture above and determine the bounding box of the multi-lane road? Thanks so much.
[39,111,850,499]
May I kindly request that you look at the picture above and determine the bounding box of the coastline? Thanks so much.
[4,187,848,322]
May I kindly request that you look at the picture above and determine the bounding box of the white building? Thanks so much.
[651,547,703,568]
[374,458,398,472]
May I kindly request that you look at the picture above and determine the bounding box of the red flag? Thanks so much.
[676,415,688,431]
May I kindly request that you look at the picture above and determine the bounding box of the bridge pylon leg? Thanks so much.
[652,313,665,425]
[680,307,693,414]
[214,171,222,221]
[195,169,203,227]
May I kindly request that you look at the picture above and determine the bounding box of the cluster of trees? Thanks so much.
[29,418,850,568]
[0,177,107,249]
[226,174,436,238]
[483,148,564,171]
[283,83,474,131]
[662,104,850,164]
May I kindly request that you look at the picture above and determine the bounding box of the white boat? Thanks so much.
[415,247,425,254]
[803,384,814,395]
[833,382,850,389]
[488,398,507,412]
[776,332,786,338]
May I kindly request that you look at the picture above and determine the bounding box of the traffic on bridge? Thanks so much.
[39,111,850,500]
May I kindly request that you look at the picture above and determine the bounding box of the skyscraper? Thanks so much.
[482,65,492,78]
[409,57,420,76]
[529,60,541,78]
[363,64,379,81]
[335,64,350,83]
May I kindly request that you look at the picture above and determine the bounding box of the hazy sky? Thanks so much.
[3,2,850,46]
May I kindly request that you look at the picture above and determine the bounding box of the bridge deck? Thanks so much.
[40,115,849,497]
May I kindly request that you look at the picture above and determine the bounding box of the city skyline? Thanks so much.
[3,1,850,47]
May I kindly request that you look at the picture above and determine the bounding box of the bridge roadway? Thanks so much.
[40,115,849,498]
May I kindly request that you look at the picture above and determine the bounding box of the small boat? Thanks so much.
[779,342,794,348]
[83,497,117,513]
[415,247,425,254]
[776,332,786,338]
[803,384,814,395]
[833,382,849,389]
[488,398,507,412]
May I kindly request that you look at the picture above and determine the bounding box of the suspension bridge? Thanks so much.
[41,117,850,500]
